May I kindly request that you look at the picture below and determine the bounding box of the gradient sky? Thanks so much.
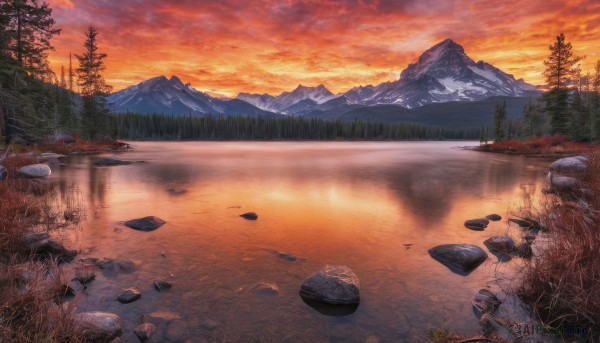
[47,0,600,97]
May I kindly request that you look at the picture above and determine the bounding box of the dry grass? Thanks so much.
[0,155,87,342]
[518,152,600,339]
[478,135,597,155]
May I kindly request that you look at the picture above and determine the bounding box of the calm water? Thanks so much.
[51,142,550,342]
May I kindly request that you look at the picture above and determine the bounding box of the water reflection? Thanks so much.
[51,142,549,342]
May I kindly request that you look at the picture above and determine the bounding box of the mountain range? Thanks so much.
[107,39,539,125]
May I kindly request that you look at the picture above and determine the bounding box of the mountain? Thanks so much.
[107,76,278,117]
[341,39,537,108]
[108,39,538,120]
[237,84,335,114]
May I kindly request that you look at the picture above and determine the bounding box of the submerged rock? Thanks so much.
[485,214,502,221]
[18,163,51,178]
[117,287,141,303]
[549,156,588,173]
[154,279,173,292]
[240,212,258,220]
[124,216,166,231]
[250,282,280,296]
[428,244,488,276]
[94,158,132,166]
[484,236,517,262]
[134,323,157,341]
[464,218,489,231]
[472,289,501,318]
[76,312,122,342]
[277,251,299,262]
[83,258,136,274]
[300,265,360,305]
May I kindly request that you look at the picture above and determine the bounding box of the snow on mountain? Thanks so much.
[236,84,336,114]
[107,76,277,117]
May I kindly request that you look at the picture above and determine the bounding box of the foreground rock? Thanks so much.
[76,312,122,342]
[240,212,258,220]
[549,156,588,173]
[464,218,489,231]
[117,287,141,303]
[154,279,173,292]
[428,244,488,276]
[472,289,501,318]
[33,239,77,263]
[300,265,360,305]
[483,236,516,262]
[548,174,578,191]
[94,158,132,166]
[124,216,166,231]
[134,323,157,341]
[18,163,51,178]
[0,165,6,180]
[509,217,542,231]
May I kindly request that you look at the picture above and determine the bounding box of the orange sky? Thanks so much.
[47,0,600,97]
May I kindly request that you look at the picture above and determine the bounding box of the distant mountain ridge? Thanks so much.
[108,39,538,119]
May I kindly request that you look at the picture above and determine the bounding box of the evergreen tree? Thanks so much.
[591,60,600,141]
[0,0,60,80]
[542,33,583,135]
[493,100,506,142]
[76,26,112,140]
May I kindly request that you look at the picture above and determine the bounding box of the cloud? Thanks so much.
[47,0,600,95]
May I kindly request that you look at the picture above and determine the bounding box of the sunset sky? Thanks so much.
[47,0,600,97]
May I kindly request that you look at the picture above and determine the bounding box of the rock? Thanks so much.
[240,212,258,220]
[34,239,77,263]
[581,188,595,199]
[21,232,50,250]
[154,280,173,292]
[485,214,502,221]
[124,216,166,231]
[250,282,280,296]
[117,287,141,303]
[549,156,588,173]
[483,236,517,262]
[428,244,488,276]
[73,266,96,285]
[277,251,298,262]
[94,158,132,166]
[76,312,122,342]
[549,175,578,191]
[464,218,489,231]
[516,242,533,259]
[300,265,360,305]
[92,258,136,274]
[0,165,6,180]
[18,163,51,178]
[472,289,501,318]
[134,323,157,341]
[509,217,541,231]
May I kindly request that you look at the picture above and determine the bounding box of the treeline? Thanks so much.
[116,113,481,141]
[490,33,600,143]
[0,1,112,144]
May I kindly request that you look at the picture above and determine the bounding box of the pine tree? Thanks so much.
[493,100,506,142]
[75,26,112,140]
[0,0,60,80]
[542,33,583,135]
[591,60,600,142]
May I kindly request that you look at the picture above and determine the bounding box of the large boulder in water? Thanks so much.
[76,312,122,342]
[125,216,166,231]
[428,244,488,276]
[18,164,51,178]
[300,265,360,305]
[549,156,588,173]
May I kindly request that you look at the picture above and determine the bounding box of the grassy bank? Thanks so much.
[518,152,600,339]
[477,135,597,156]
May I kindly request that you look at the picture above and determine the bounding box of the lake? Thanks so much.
[51,141,550,342]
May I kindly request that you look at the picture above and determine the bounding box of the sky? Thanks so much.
[47,0,600,97]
